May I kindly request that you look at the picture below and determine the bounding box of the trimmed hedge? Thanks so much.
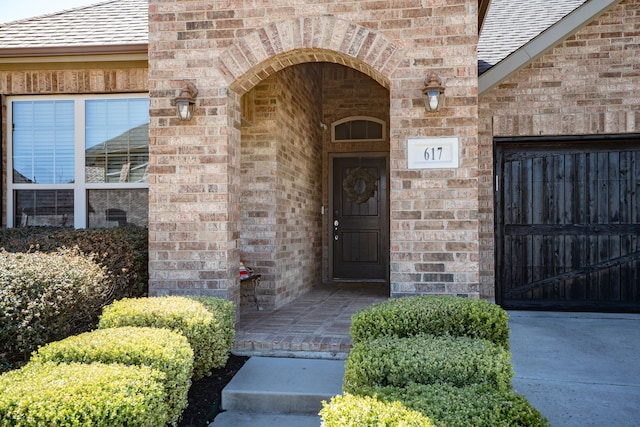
[358,383,550,427]
[0,248,109,369]
[189,296,236,356]
[344,334,513,392]
[319,393,434,427]
[350,296,510,349]
[31,327,193,426]
[341,296,545,426]
[98,296,235,379]
[0,225,149,299]
[0,362,168,427]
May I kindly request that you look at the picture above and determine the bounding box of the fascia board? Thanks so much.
[0,44,148,59]
[479,0,622,95]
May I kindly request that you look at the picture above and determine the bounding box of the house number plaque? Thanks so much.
[407,137,459,169]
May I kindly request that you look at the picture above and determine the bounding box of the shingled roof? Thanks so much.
[478,0,588,74]
[0,0,147,56]
[479,0,622,93]
[0,0,617,78]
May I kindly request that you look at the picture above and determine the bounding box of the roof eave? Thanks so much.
[0,43,148,59]
[479,0,622,95]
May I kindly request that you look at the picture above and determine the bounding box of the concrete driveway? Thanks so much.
[509,311,640,427]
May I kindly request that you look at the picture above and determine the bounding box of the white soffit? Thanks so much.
[479,0,623,95]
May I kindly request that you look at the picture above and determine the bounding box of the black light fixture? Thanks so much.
[423,72,445,112]
[175,81,198,121]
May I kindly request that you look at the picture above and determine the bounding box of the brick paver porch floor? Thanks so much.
[233,283,389,359]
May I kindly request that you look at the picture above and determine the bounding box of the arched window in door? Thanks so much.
[331,116,385,143]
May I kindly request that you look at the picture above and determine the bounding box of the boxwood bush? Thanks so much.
[350,296,510,348]
[31,326,193,426]
[344,334,513,392]
[189,295,236,356]
[98,296,235,379]
[0,248,109,370]
[357,383,550,427]
[0,361,168,427]
[319,393,434,427]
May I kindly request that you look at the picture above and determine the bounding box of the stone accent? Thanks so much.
[478,0,640,300]
[0,66,148,95]
[148,0,480,307]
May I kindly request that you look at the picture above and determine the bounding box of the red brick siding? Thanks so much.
[148,0,479,302]
[240,64,322,309]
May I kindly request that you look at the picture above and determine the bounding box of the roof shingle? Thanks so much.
[0,0,148,49]
[478,0,588,73]
[0,0,595,75]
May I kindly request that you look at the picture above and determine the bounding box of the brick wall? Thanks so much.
[0,63,148,227]
[478,0,640,299]
[239,77,279,307]
[240,64,323,310]
[275,64,323,306]
[148,0,479,304]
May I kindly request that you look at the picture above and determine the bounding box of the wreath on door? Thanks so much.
[343,167,378,204]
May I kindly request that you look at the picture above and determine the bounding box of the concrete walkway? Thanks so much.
[509,311,640,427]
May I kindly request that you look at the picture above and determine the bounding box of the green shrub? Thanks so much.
[358,383,550,427]
[31,327,193,426]
[344,334,513,393]
[98,296,235,379]
[0,248,109,369]
[0,361,168,427]
[189,295,236,353]
[350,296,510,349]
[319,393,434,427]
[0,225,148,299]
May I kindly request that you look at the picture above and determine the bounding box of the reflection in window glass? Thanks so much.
[14,190,74,227]
[85,99,149,183]
[87,189,148,228]
[12,101,75,184]
[9,95,149,228]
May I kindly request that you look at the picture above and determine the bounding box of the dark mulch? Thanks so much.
[178,354,249,427]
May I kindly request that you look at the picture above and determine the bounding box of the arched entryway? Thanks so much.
[235,61,390,311]
[147,0,482,313]
[219,18,399,311]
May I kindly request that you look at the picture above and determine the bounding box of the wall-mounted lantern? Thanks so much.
[422,72,445,112]
[175,81,198,121]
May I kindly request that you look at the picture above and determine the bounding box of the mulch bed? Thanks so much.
[178,354,249,427]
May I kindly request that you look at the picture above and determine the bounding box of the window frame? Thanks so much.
[6,93,149,228]
[331,116,386,143]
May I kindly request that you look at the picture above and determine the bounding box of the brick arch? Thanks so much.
[216,16,402,94]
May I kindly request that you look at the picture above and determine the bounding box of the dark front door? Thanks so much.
[332,156,388,281]
[495,138,640,312]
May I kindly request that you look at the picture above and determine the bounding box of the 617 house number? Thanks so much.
[424,146,443,161]
[407,137,459,169]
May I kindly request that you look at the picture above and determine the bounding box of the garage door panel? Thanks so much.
[496,140,640,312]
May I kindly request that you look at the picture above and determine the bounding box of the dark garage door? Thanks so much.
[495,137,640,312]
